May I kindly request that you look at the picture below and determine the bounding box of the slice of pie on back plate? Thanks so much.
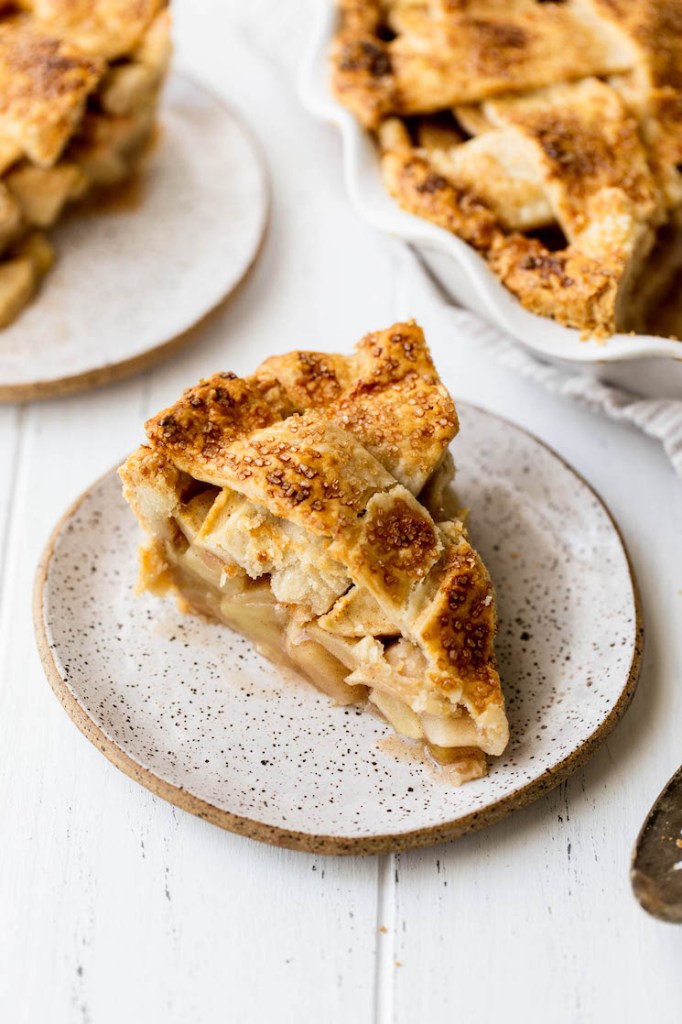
[0,1,171,326]
[120,321,509,784]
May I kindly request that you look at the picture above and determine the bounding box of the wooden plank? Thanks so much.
[0,404,21,611]
[0,382,149,1020]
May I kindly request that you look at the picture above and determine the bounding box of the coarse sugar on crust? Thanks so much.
[331,0,682,337]
[121,321,509,778]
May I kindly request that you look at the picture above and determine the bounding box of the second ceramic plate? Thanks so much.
[34,404,642,854]
[0,72,268,401]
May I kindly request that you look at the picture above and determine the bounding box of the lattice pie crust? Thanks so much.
[120,321,510,783]
[331,1,682,337]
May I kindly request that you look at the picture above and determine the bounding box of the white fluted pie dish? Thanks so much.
[300,2,682,400]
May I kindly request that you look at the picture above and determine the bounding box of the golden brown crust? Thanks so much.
[147,380,397,537]
[586,0,682,163]
[330,321,459,492]
[331,486,443,609]
[488,234,623,335]
[380,143,500,252]
[414,536,499,705]
[255,350,353,411]
[144,321,460,519]
[146,373,285,468]
[172,412,396,538]
[253,320,458,493]
[125,322,508,762]
[331,0,634,129]
[484,80,662,238]
[0,17,103,166]
[331,30,394,129]
[18,0,167,59]
[332,0,682,336]
[376,81,664,333]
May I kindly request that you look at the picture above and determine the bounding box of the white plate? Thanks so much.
[34,403,642,855]
[0,72,269,401]
[300,2,682,399]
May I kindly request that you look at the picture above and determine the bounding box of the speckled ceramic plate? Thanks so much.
[0,72,268,402]
[34,404,642,855]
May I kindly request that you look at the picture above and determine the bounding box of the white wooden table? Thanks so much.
[1,2,681,1021]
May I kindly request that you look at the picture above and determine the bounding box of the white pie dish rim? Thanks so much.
[299,1,682,398]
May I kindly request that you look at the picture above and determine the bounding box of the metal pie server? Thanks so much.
[631,765,682,923]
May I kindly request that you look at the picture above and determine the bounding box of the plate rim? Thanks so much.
[32,404,644,856]
[0,70,270,404]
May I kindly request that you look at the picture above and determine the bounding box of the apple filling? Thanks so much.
[120,320,510,783]
[135,462,491,782]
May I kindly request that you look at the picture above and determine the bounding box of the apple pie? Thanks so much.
[0,0,171,326]
[331,0,682,337]
[120,321,509,784]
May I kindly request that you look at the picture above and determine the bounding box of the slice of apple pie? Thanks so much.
[120,321,509,783]
[0,0,171,326]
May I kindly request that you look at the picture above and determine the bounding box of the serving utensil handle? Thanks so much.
[631,765,682,923]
